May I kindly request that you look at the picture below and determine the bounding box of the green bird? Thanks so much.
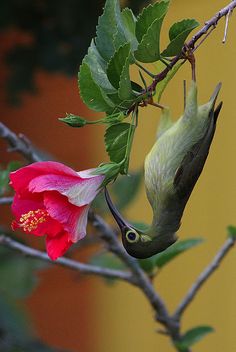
[105,80,222,259]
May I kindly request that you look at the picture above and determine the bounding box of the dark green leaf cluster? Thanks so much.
[71,0,198,184]
[78,0,198,115]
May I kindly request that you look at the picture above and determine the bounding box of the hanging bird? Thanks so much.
[105,79,223,259]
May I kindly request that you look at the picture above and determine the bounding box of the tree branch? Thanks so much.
[148,0,236,93]
[173,237,236,319]
[0,122,42,163]
[0,234,137,284]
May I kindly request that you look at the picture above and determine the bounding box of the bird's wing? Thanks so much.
[173,102,222,201]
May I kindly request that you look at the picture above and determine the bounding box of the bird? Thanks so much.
[105,79,223,259]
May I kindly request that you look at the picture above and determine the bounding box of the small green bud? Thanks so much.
[227,225,236,239]
[59,114,87,127]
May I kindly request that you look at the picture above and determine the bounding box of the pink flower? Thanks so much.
[10,161,104,260]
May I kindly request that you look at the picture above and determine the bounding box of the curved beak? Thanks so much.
[104,188,130,230]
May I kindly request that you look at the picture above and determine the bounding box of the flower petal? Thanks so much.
[29,173,104,207]
[46,233,73,260]
[44,191,89,242]
[10,161,79,196]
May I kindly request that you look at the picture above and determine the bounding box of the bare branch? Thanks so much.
[0,234,137,284]
[0,122,42,163]
[173,237,236,319]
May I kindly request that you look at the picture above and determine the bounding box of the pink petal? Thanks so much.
[29,173,104,207]
[46,232,73,260]
[44,191,89,242]
[10,161,79,196]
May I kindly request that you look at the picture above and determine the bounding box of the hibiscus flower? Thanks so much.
[10,161,104,260]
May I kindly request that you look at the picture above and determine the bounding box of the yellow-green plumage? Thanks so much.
[105,80,222,259]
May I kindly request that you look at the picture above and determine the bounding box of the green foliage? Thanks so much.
[154,238,203,268]
[227,225,236,239]
[0,161,21,196]
[75,0,199,184]
[175,326,214,351]
[90,252,126,283]
[0,247,47,299]
[105,123,134,164]
[138,238,203,275]
[162,19,199,57]
[134,1,169,62]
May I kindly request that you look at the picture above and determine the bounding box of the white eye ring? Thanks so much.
[126,229,139,243]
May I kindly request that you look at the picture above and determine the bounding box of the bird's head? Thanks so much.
[105,188,177,258]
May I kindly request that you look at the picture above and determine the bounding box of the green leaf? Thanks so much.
[175,326,214,350]
[118,52,134,100]
[90,252,127,284]
[105,123,135,164]
[138,257,156,275]
[135,1,169,43]
[120,8,138,52]
[227,225,236,239]
[154,238,203,268]
[0,161,22,196]
[107,43,131,89]
[0,249,46,299]
[111,170,142,210]
[154,60,183,102]
[59,114,87,127]
[162,19,199,57]
[95,162,121,186]
[84,40,117,94]
[79,61,115,113]
[135,18,164,62]
[95,0,122,62]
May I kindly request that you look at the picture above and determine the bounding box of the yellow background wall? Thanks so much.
[94,1,236,351]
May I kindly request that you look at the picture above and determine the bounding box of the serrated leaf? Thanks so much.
[121,8,138,52]
[112,170,142,210]
[107,43,131,89]
[162,19,199,57]
[79,61,115,113]
[154,238,203,268]
[95,0,122,62]
[134,17,164,63]
[105,123,135,164]
[175,326,214,350]
[0,161,22,196]
[84,40,116,94]
[136,1,169,43]
[227,225,236,239]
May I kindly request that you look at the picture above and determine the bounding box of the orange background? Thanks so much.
[1,1,236,352]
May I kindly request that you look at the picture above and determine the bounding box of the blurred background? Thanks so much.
[1,0,236,351]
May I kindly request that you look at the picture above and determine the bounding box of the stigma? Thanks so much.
[12,209,49,232]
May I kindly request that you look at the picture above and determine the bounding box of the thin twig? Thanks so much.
[173,237,236,319]
[0,122,42,163]
[0,234,137,284]
[0,196,13,205]
[223,9,232,43]
[147,0,236,94]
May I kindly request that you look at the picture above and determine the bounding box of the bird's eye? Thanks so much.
[126,229,139,243]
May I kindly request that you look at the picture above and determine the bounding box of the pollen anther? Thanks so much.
[18,209,49,232]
